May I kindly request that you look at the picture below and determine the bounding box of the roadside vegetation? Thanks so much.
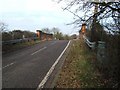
[54,1,119,88]
[55,38,117,88]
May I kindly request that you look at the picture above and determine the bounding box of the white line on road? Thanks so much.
[31,47,47,55]
[37,40,71,89]
[3,62,15,69]
[50,42,56,45]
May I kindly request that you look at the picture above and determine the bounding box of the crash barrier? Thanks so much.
[2,37,38,45]
[83,35,96,50]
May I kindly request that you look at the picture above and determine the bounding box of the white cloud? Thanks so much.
[0,0,78,35]
[0,0,26,13]
[0,0,62,13]
[25,0,59,12]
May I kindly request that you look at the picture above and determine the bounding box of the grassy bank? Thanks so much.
[55,38,108,88]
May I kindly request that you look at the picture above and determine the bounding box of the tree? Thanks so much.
[57,0,120,41]
[0,22,8,32]
[56,31,64,40]
[23,31,35,38]
[12,30,23,39]
[0,22,10,41]
[41,28,51,34]
[2,32,12,41]
[51,27,59,34]
[63,34,70,40]
[51,27,60,39]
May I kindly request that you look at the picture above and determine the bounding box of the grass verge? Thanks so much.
[55,39,107,88]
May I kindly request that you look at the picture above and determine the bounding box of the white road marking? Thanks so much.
[31,47,47,55]
[50,42,56,45]
[3,62,15,69]
[37,40,71,89]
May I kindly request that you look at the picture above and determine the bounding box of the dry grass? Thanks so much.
[55,38,107,88]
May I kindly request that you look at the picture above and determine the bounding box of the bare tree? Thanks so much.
[57,1,119,28]
[56,0,120,41]
[51,27,60,39]
[41,28,51,34]
[51,27,60,35]
[0,22,8,32]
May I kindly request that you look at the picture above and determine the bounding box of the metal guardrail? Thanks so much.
[2,37,38,45]
[2,39,23,45]
[83,35,96,50]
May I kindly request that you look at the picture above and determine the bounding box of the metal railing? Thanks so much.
[83,35,96,50]
[2,37,38,45]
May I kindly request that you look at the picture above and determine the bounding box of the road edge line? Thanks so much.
[37,40,71,89]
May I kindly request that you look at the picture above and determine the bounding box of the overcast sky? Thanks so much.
[0,0,81,35]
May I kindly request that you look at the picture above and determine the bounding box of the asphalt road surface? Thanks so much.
[2,40,69,88]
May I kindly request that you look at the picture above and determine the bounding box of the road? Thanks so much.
[2,40,70,88]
